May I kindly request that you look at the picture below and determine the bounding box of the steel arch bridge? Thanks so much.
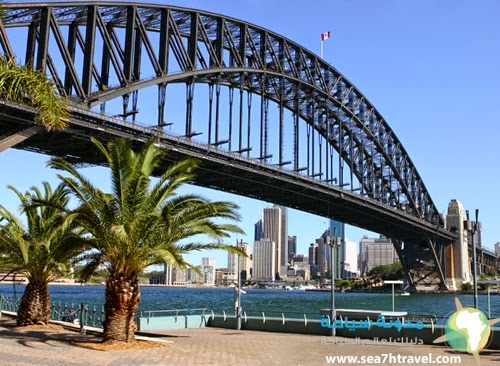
[0,1,462,290]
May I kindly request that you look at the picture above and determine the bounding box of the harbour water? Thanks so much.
[1,283,499,322]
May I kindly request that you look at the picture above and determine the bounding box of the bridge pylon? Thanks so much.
[445,199,471,290]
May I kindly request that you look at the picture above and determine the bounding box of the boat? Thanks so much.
[283,286,294,291]
[296,284,315,291]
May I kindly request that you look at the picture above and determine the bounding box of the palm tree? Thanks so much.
[0,182,89,326]
[0,1,68,131]
[48,137,245,342]
[0,57,69,130]
[0,1,69,130]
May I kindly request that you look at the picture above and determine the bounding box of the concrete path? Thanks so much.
[0,317,498,366]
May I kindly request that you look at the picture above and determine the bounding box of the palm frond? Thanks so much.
[0,56,68,130]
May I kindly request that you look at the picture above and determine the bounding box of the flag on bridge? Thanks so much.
[321,31,331,41]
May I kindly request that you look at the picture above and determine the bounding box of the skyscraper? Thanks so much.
[316,229,330,276]
[309,242,318,277]
[288,235,297,262]
[201,257,216,286]
[263,206,282,279]
[330,220,345,278]
[228,241,251,280]
[276,205,288,273]
[163,263,172,285]
[254,218,263,241]
[359,235,398,276]
[343,239,358,277]
[253,239,275,280]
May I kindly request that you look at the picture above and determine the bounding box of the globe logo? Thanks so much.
[444,307,490,353]
[434,297,500,365]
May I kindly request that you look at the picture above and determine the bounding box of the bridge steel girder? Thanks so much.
[0,2,441,225]
[2,1,488,289]
[0,125,43,152]
[1,102,457,245]
[394,236,449,291]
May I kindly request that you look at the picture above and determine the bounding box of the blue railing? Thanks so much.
[0,295,105,328]
[2,294,460,330]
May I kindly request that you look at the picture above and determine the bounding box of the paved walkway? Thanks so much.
[0,317,498,366]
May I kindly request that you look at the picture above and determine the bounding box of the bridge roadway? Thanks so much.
[1,101,456,246]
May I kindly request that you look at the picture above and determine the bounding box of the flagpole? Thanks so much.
[321,40,323,59]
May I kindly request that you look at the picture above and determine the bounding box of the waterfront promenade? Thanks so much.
[0,317,498,366]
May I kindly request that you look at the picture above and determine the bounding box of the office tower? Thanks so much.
[228,250,237,273]
[172,267,188,284]
[237,242,251,280]
[253,239,276,280]
[316,229,330,277]
[309,242,318,277]
[359,235,398,276]
[358,235,370,277]
[201,257,216,286]
[228,241,251,280]
[254,218,263,241]
[275,205,288,274]
[163,263,172,285]
[263,206,281,279]
[343,239,358,277]
[330,219,345,278]
[228,249,238,282]
[288,235,297,262]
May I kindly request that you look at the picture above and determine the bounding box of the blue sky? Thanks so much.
[1,0,499,269]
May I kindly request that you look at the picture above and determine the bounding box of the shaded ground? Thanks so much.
[0,318,167,351]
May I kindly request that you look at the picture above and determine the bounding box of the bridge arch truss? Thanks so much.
[0,1,462,289]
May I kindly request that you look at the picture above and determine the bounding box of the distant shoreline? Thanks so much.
[1,281,498,295]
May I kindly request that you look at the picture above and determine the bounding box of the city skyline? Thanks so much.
[171,231,399,284]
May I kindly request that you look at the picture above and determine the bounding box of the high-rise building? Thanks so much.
[316,229,330,277]
[275,205,288,273]
[253,239,275,280]
[228,249,237,275]
[263,206,282,279]
[359,235,398,276]
[228,241,251,280]
[495,242,500,256]
[172,267,189,284]
[163,263,172,285]
[254,219,263,241]
[343,239,358,277]
[201,257,216,286]
[358,236,370,277]
[288,235,297,262]
[309,242,318,277]
[330,220,345,278]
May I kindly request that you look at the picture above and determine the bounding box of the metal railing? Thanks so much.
[140,307,209,324]
[0,295,105,328]
[4,295,477,331]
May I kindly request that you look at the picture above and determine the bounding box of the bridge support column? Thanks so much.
[445,199,471,290]
[399,237,448,292]
[0,125,43,152]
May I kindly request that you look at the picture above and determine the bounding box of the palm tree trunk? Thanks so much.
[16,280,51,326]
[103,270,141,342]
